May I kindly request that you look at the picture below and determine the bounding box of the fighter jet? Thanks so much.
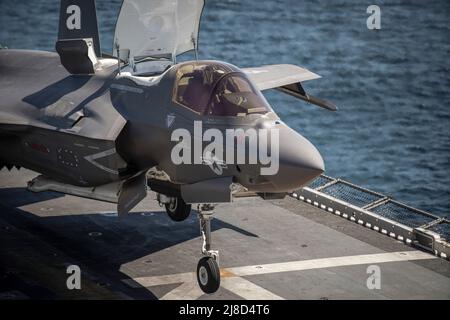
[0,0,336,293]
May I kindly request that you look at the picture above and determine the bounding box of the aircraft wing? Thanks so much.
[242,64,337,111]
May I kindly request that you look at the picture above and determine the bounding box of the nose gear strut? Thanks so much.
[196,203,220,293]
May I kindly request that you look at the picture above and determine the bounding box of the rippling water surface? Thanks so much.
[0,0,449,217]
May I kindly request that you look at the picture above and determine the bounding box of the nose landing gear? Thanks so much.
[196,204,220,294]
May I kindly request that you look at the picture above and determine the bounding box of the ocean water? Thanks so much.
[0,0,449,217]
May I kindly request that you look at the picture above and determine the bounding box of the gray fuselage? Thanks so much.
[0,49,324,194]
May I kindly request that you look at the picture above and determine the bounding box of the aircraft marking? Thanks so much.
[166,113,176,128]
[122,250,435,300]
[201,150,228,175]
[84,148,119,175]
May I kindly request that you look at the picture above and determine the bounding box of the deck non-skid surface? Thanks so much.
[1,169,449,299]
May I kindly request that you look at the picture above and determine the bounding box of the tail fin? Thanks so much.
[58,0,101,56]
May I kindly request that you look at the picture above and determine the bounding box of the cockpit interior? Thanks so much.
[173,62,272,116]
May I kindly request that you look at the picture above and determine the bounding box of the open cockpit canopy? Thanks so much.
[173,62,273,116]
[113,0,204,64]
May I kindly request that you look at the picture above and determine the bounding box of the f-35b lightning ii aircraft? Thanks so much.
[0,0,336,293]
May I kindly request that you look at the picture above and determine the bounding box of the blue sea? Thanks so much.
[0,0,449,217]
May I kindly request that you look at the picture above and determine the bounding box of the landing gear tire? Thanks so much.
[165,197,191,222]
[196,204,220,293]
[197,256,220,294]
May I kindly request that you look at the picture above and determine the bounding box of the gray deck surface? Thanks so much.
[1,169,449,300]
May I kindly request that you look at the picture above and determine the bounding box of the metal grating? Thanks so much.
[429,221,450,241]
[320,181,383,207]
[307,175,334,190]
[371,201,436,228]
[296,174,449,257]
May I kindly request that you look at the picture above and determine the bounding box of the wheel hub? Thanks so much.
[168,197,177,211]
[198,266,208,286]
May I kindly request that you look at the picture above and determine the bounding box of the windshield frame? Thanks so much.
[172,63,230,115]
[204,72,273,117]
[172,63,273,117]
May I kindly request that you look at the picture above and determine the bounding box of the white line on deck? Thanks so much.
[122,250,435,300]
[226,250,434,277]
[221,277,284,300]
[160,281,205,300]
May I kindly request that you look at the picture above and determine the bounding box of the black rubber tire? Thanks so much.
[164,197,191,222]
[197,257,220,294]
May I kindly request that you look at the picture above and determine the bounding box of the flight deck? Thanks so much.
[1,168,449,299]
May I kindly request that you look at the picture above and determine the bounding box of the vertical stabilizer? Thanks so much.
[58,0,101,56]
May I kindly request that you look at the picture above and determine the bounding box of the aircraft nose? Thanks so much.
[268,125,324,192]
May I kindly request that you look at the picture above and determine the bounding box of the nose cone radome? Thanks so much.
[268,125,324,192]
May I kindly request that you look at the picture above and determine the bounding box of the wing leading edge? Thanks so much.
[242,64,337,111]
